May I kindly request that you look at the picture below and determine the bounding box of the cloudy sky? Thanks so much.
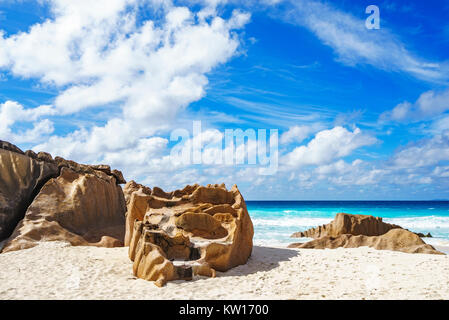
[1,0,449,200]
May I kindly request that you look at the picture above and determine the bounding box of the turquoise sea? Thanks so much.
[246,201,449,248]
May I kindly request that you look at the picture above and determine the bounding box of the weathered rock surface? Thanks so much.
[291,213,402,239]
[126,183,254,286]
[0,140,25,154]
[0,144,59,239]
[288,229,443,255]
[123,180,152,206]
[289,213,442,255]
[416,232,433,238]
[1,140,127,252]
[2,167,126,253]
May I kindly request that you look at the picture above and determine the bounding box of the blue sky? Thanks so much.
[1,0,449,200]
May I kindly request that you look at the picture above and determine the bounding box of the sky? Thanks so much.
[1,0,449,200]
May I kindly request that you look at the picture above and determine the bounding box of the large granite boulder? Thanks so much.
[0,142,59,240]
[2,167,126,253]
[1,140,127,253]
[288,229,443,255]
[291,213,402,239]
[289,213,443,255]
[126,183,254,286]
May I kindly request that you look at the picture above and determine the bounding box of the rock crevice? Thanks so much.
[124,182,254,286]
[0,140,127,251]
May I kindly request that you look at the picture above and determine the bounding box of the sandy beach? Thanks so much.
[1,241,448,300]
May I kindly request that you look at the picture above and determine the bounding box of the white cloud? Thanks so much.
[316,159,362,176]
[431,115,449,133]
[391,131,449,169]
[281,0,448,81]
[0,1,250,167]
[1,0,447,198]
[433,166,449,178]
[380,88,449,122]
[280,124,321,145]
[282,126,377,168]
[314,159,387,186]
[0,100,55,143]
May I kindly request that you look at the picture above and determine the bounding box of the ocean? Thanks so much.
[246,201,449,248]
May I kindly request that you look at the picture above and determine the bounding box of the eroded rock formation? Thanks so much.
[289,213,442,255]
[288,229,443,254]
[291,213,402,239]
[0,140,127,252]
[2,167,126,252]
[0,142,59,240]
[126,183,254,286]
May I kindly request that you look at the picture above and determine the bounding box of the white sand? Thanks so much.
[1,241,449,300]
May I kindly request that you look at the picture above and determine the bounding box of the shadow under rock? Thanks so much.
[215,245,300,278]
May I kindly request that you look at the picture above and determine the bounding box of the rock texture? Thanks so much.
[123,180,151,207]
[289,213,443,255]
[2,167,126,253]
[0,143,59,240]
[1,140,127,252]
[291,213,402,239]
[288,229,443,255]
[126,183,254,286]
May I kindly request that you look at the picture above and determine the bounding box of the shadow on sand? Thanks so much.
[214,245,300,278]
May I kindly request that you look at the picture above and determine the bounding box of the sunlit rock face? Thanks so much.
[0,142,59,240]
[125,182,254,287]
[290,213,443,255]
[291,213,402,239]
[2,167,127,253]
[1,140,127,253]
[289,229,443,255]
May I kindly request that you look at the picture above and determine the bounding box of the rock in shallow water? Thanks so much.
[291,212,402,239]
[290,213,443,255]
[289,229,443,254]
[125,182,254,286]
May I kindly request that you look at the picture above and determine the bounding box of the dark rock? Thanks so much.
[111,169,126,184]
[0,140,24,155]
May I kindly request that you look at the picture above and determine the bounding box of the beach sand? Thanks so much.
[1,241,449,300]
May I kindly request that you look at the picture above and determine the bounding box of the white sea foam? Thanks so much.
[251,217,332,227]
[384,216,449,230]
[252,215,449,231]
[422,237,449,247]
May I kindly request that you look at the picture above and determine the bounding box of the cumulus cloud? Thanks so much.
[379,88,449,122]
[0,100,55,143]
[313,159,388,186]
[282,126,377,168]
[0,0,250,169]
[280,124,322,145]
[304,130,449,190]
[391,131,449,169]
[1,0,446,197]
